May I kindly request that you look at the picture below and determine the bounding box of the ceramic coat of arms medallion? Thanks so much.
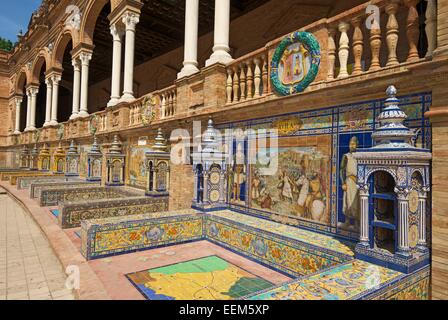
[271,31,321,96]
[140,95,158,126]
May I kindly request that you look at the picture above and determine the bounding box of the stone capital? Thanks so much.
[110,23,125,40]
[122,11,140,30]
[79,52,93,65]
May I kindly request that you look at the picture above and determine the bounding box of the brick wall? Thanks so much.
[169,164,194,211]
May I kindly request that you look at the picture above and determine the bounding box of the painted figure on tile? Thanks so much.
[112,160,122,183]
[57,158,64,172]
[232,164,246,203]
[42,158,49,170]
[280,43,310,85]
[340,136,360,230]
[92,159,101,178]
[69,158,78,173]
[251,146,330,223]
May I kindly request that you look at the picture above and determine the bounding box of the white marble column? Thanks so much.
[70,58,81,119]
[28,87,38,131]
[121,12,139,102]
[359,184,370,245]
[206,0,233,66]
[14,97,22,134]
[178,0,200,78]
[24,89,31,131]
[49,74,61,126]
[417,191,428,251]
[79,52,92,117]
[108,24,123,107]
[43,77,52,127]
[397,190,410,256]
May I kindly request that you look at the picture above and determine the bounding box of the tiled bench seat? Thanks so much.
[81,209,202,259]
[17,176,81,190]
[30,181,101,199]
[39,186,139,207]
[81,209,354,278]
[59,195,169,229]
[246,260,430,300]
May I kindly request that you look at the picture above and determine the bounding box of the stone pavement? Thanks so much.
[0,189,74,300]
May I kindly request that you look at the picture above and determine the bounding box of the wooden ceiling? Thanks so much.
[82,0,271,84]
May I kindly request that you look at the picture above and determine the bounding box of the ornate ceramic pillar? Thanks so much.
[178,0,200,78]
[386,1,400,67]
[79,52,92,117]
[108,24,123,107]
[425,0,437,57]
[206,0,233,66]
[405,0,421,62]
[203,171,209,203]
[351,17,364,75]
[417,189,428,251]
[70,58,81,119]
[28,86,38,131]
[397,188,411,256]
[43,77,52,127]
[121,12,140,102]
[327,27,337,80]
[49,74,61,126]
[359,184,370,245]
[337,22,350,78]
[14,97,22,134]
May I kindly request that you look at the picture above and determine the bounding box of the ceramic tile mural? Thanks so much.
[59,196,168,228]
[127,145,152,189]
[126,256,274,300]
[219,92,432,238]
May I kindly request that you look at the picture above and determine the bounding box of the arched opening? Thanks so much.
[86,1,112,113]
[58,39,74,123]
[148,161,154,192]
[16,72,28,132]
[196,164,204,203]
[370,170,397,255]
[33,59,47,128]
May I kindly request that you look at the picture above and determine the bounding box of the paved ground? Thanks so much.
[0,191,74,300]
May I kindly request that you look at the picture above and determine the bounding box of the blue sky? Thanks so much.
[0,0,42,42]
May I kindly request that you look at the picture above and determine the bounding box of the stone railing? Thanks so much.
[159,85,177,119]
[8,0,437,147]
[225,48,269,105]
[324,0,435,81]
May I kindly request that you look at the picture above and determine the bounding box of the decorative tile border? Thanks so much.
[30,181,101,199]
[59,196,169,229]
[17,176,80,190]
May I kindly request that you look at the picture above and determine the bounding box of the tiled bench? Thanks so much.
[59,195,169,229]
[80,209,354,278]
[17,176,80,190]
[246,261,430,300]
[30,181,101,199]
[9,173,63,185]
[81,209,202,259]
[39,186,139,207]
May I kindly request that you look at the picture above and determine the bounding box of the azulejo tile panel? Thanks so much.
[208,211,355,257]
[247,260,403,300]
[59,196,169,229]
[204,216,348,277]
[17,176,77,190]
[30,181,101,199]
[82,211,204,259]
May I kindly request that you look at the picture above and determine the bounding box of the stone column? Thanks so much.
[70,58,81,119]
[359,184,370,245]
[178,0,200,78]
[49,74,61,126]
[417,190,428,251]
[28,86,38,131]
[14,97,22,135]
[206,0,233,66]
[121,12,140,102]
[397,188,411,256]
[203,171,209,203]
[24,89,31,131]
[108,24,123,107]
[79,52,92,117]
[43,77,52,127]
